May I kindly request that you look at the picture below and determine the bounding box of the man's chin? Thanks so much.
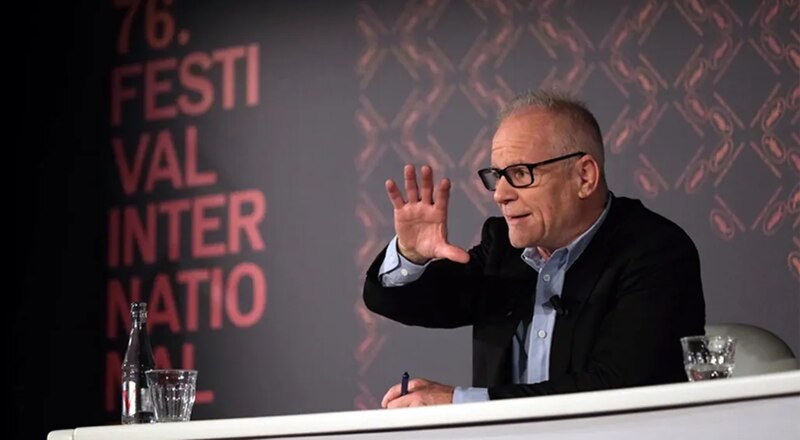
[507,232,531,249]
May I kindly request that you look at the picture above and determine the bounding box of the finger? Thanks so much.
[404,164,419,203]
[382,378,426,408]
[419,165,433,205]
[386,394,415,409]
[385,179,405,210]
[433,178,451,210]
[439,244,471,264]
[381,383,402,408]
[407,378,426,392]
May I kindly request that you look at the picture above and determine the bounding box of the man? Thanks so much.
[363,90,705,408]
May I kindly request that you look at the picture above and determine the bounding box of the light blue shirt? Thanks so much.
[378,196,612,403]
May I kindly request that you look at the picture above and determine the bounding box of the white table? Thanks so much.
[48,370,800,440]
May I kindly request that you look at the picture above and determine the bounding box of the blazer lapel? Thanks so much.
[476,245,538,387]
[549,197,630,376]
[502,247,538,325]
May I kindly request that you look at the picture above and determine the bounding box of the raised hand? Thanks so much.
[385,165,469,265]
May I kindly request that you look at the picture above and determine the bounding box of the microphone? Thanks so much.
[546,295,568,316]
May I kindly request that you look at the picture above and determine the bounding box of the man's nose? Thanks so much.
[493,176,517,205]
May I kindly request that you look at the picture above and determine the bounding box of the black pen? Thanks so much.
[401,371,409,396]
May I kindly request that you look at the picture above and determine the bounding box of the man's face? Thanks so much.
[490,110,582,250]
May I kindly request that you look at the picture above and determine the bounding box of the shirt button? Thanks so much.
[538,330,547,338]
[542,274,551,282]
[400,268,409,277]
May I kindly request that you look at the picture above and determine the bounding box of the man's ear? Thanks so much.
[576,156,600,199]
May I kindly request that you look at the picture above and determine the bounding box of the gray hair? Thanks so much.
[497,90,605,175]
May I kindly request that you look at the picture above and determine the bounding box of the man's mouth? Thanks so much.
[505,213,530,223]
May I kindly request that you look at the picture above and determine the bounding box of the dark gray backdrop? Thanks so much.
[17,1,798,438]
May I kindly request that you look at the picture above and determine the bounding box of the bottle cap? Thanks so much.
[131,302,148,319]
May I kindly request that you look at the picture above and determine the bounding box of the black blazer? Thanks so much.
[363,196,706,399]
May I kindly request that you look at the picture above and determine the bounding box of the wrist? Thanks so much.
[397,241,430,265]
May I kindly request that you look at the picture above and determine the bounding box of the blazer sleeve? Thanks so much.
[362,219,500,329]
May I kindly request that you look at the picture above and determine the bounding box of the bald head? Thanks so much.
[498,90,606,185]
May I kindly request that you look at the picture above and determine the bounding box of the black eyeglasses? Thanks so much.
[477,152,586,191]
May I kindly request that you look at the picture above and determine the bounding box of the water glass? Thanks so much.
[681,335,736,381]
[145,369,198,422]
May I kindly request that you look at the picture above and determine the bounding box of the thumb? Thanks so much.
[438,244,470,264]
